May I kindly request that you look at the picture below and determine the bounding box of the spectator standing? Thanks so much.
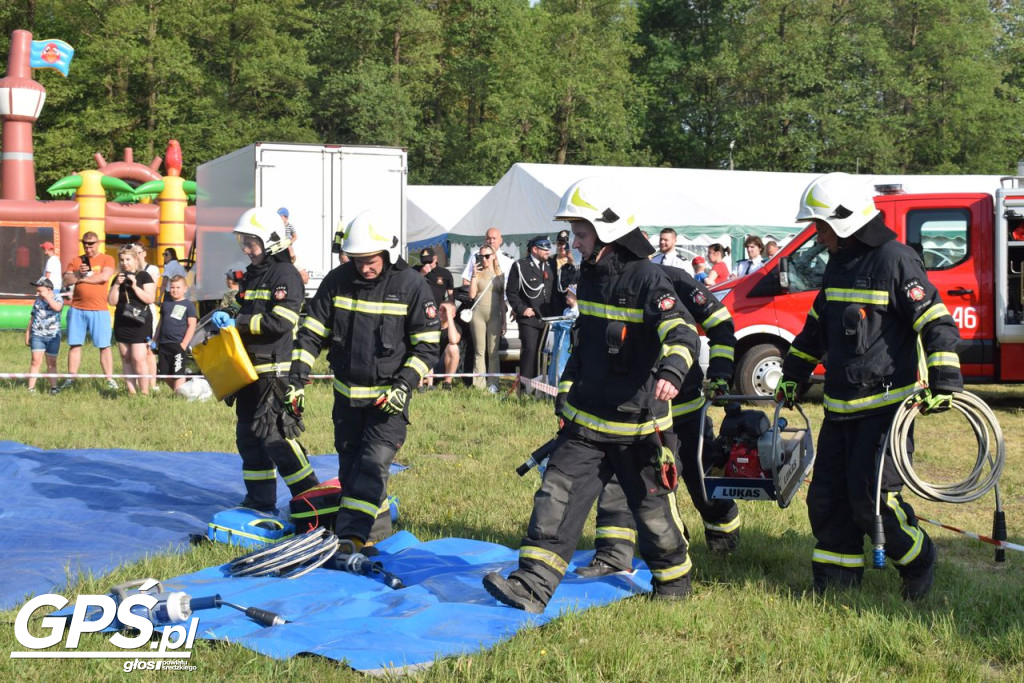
[160,248,187,303]
[220,269,243,312]
[468,244,505,392]
[278,206,309,285]
[692,256,708,282]
[730,235,765,277]
[154,275,197,393]
[460,227,514,286]
[415,247,453,304]
[60,231,117,392]
[40,242,61,282]
[507,235,556,381]
[108,245,157,396]
[24,276,63,394]
[651,228,692,273]
[704,243,731,286]
[136,244,161,391]
[549,229,579,313]
[765,240,780,259]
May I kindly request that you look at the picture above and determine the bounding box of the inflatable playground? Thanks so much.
[0,29,197,329]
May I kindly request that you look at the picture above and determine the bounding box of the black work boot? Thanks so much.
[574,558,627,578]
[239,497,278,515]
[900,539,937,601]
[705,529,740,555]
[811,562,863,595]
[650,573,692,602]
[483,572,547,614]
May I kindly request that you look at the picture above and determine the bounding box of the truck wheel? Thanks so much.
[735,343,785,397]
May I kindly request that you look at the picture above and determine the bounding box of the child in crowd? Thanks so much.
[154,275,197,393]
[25,277,63,394]
[692,256,708,282]
[563,283,579,319]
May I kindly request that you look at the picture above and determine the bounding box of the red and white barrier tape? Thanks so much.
[917,516,1024,553]
[517,374,559,397]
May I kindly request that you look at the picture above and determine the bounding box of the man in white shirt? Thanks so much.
[651,228,693,274]
[730,235,765,277]
[461,226,514,286]
[40,241,61,282]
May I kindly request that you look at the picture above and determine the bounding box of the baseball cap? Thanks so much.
[528,236,552,250]
[556,229,570,244]
[30,277,54,289]
[277,207,289,218]
[40,241,55,250]
[692,256,706,267]
[419,247,435,262]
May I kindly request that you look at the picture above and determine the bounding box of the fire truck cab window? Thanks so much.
[905,208,969,271]
[785,238,829,293]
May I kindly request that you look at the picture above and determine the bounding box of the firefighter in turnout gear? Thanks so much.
[777,172,963,600]
[214,207,319,513]
[483,178,698,613]
[288,210,440,549]
[575,265,740,577]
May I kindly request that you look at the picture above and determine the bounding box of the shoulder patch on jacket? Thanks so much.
[691,289,708,308]
[902,278,925,303]
[424,302,437,319]
[273,285,287,300]
[657,293,676,311]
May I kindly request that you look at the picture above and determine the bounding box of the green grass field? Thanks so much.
[0,329,1022,681]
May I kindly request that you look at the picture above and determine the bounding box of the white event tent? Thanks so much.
[407,185,490,249]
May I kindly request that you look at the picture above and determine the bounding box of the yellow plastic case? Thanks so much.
[192,326,258,401]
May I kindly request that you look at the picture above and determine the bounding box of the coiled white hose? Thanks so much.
[886,390,1005,504]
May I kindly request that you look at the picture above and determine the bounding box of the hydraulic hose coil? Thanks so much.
[887,390,1005,504]
[227,527,339,579]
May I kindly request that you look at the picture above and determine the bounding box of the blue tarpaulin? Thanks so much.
[0,440,401,611]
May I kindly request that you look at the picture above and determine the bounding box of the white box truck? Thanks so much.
[192,142,407,304]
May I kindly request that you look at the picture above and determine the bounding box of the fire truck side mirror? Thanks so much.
[777,256,791,291]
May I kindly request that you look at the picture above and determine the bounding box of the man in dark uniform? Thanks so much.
[776,172,963,600]
[414,246,453,304]
[287,210,440,550]
[210,207,319,513]
[483,177,698,613]
[573,265,740,577]
[507,235,556,380]
[549,229,578,314]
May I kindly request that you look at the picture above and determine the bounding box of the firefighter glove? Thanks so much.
[375,380,410,415]
[708,378,730,406]
[211,310,234,329]
[286,385,305,419]
[252,390,283,440]
[919,388,953,415]
[280,410,305,439]
[775,379,798,408]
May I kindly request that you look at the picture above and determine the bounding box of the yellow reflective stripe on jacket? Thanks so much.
[702,307,731,330]
[825,288,889,306]
[789,347,819,364]
[564,402,672,436]
[926,351,960,369]
[302,316,329,339]
[660,345,694,368]
[403,356,430,379]
[657,317,686,341]
[272,305,300,325]
[671,394,705,418]
[333,296,409,316]
[595,526,638,543]
[519,545,568,575]
[811,549,865,567]
[333,378,389,399]
[807,306,819,320]
[887,492,925,566]
[410,330,441,345]
[704,516,741,533]
[579,299,643,323]
[246,289,271,300]
[252,362,289,375]
[243,468,276,481]
[823,382,917,414]
[913,303,951,332]
[250,313,263,335]
[291,348,317,368]
[709,344,734,361]
[558,380,573,393]
[340,496,380,518]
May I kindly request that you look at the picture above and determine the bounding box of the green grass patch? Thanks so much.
[1,330,1022,680]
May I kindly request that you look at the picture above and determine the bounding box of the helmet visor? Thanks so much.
[236,232,264,254]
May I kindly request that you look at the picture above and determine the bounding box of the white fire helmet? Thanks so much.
[342,210,400,262]
[554,177,637,244]
[234,207,291,256]
[795,172,880,238]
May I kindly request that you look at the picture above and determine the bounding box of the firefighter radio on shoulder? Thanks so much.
[698,396,815,509]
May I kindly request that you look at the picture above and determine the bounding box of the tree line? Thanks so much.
[3,0,1023,194]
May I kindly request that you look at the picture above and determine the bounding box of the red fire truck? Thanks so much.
[715,178,1024,396]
